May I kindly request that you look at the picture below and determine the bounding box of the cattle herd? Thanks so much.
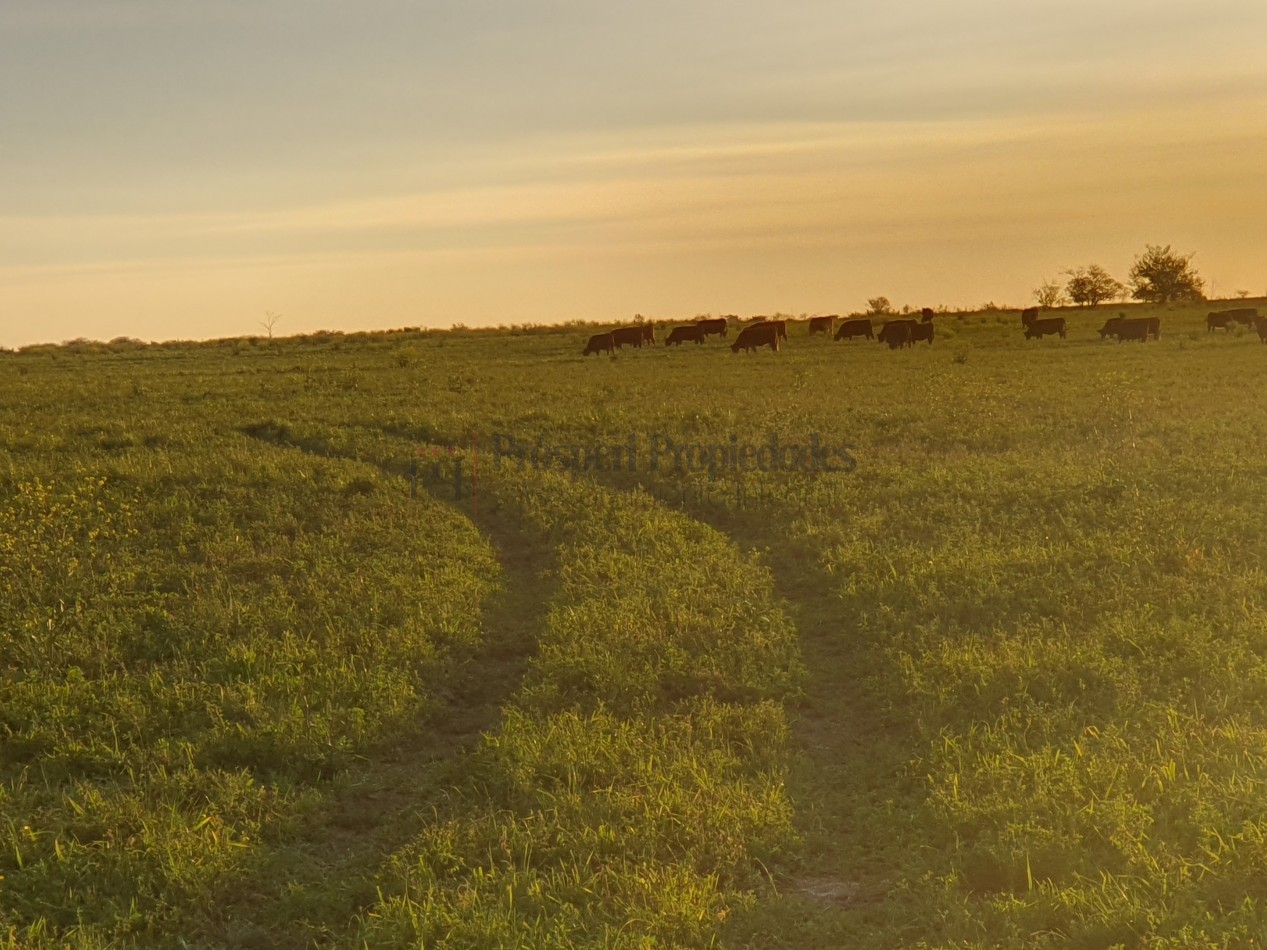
[582,307,1267,356]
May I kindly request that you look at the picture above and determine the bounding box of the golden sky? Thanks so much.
[3,0,1266,347]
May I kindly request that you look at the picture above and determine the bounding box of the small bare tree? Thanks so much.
[261,311,282,339]
[1033,279,1067,308]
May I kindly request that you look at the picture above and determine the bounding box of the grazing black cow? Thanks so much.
[878,320,915,349]
[695,317,729,339]
[1099,315,1125,339]
[809,315,835,335]
[910,322,934,345]
[1117,319,1151,343]
[582,332,614,356]
[731,322,781,353]
[611,326,645,349]
[665,324,706,346]
[1023,314,1067,339]
[834,318,874,341]
[1209,308,1258,330]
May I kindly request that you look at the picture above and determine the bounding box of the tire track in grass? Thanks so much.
[194,434,555,948]
[237,425,913,944]
[583,475,930,947]
[353,472,804,947]
[707,512,928,948]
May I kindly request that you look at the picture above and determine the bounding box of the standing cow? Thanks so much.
[696,317,729,339]
[1022,310,1067,339]
[809,315,835,335]
[1099,315,1125,339]
[834,318,874,341]
[1117,320,1150,343]
[582,332,614,356]
[665,325,706,346]
[611,326,645,349]
[1209,308,1258,331]
[878,320,915,349]
[731,322,781,353]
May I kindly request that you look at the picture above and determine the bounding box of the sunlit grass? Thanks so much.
[3,299,1267,945]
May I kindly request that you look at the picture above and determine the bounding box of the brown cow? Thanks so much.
[809,315,835,335]
[834,318,874,341]
[1117,319,1151,343]
[665,324,706,346]
[878,320,915,349]
[1099,315,1125,339]
[1255,314,1267,342]
[1209,308,1258,330]
[611,326,645,349]
[696,317,729,338]
[582,332,614,356]
[731,322,781,353]
[1023,314,1067,339]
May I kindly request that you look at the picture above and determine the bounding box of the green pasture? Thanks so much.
[2,299,1266,947]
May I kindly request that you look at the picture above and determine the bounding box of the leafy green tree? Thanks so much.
[1129,244,1204,304]
[1064,265,1124,307]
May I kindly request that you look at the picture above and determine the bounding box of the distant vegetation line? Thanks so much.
[6,296,1266,353]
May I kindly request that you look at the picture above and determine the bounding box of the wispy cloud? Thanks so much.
[3,0,1267,345]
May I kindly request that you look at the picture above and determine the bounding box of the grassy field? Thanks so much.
[3,299,1267,947]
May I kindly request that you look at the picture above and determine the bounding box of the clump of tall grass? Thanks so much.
[0,447,499,942]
